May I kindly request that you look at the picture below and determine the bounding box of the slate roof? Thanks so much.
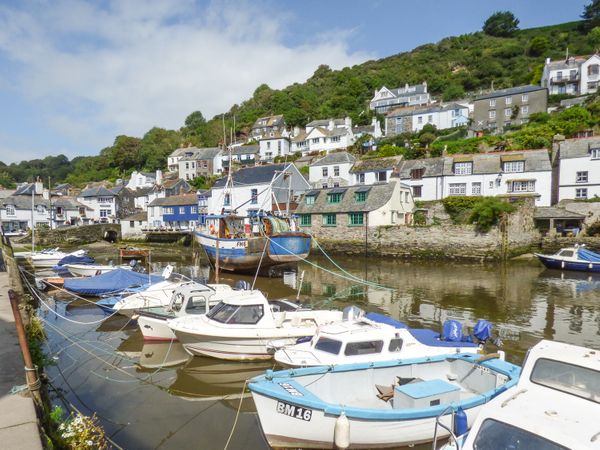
[80,186,115,197]
[544,55,590,71]
[130,187,154,197]
[292,132,309,142]
[231,145,259,155]
[306,118,346,128]
[252,115,285,129]
[53,197,91,210]
[475,85,546,101]
[14,183,36,196]
[442,150,551,175]
[557,137,600,159]
[2,195,49,209]
[350,156,403,173]
[533,207,586,220]
[213,164,288,188]
[179,147,222,161]
[398,157,446,178]
[148,194,198,207]
[169,147,190,158]
[123,211,148,221]
[295,183,396,214]
[386,102,467,118]
[386,83,428,98]
[310,152,356,167]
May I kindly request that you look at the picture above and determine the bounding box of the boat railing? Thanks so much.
[431,405,459,450]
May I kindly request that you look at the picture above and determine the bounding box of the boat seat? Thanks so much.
[377,378,424,402]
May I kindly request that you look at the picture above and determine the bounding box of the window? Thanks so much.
[191,206,197,214]
[521,94,528,103]
[251,189,258,204]
[129,221,134,228]
[591,148,600,159]
[509,180,535,192]
[206,302,264,325]
[556,70,563,80]
[489,110,496,120]
[412,185,422,197]
[179,207,185,214]
[355,191,366,202]
[224,194,230,206]
[314,337,342,355]
[576,188,588,199]
[428,115,433,123]
[377,171,387,182]
[569,69,577,80]
[98,197,113,203]
[389,338,403,352]
[348,212,364,226]
[100,209,110,218]
[191,162,195,169]
[299,214,311,226]
[449,183,466,196]
[344,340,383,356]
[588,64,599,76]
[489,99,496,107]
[453,162,472,175]
[576,171,589,183]
[504,108,512,117]
[472,182,482,195]
[330,136,341,143]
[410,168,425,179]
[333,182,339,187]
[267,142,271,149]
[6,205,15,216]
[472,419,568,450]
[334,166,340,176]
[322,167,328,177]
[185,162,189,169]
[531,357,600,405]
[312,138,320,144]
[503,161,524,173]
[417,116,423,124]
[489,181,494,189]
[305,195,315,205]
[357,173,365,184]
[163,207,174,214]
[521,105,529,115]
[404,191,409,203]
[505,96,512,105]
[327,193,342,203]
[322,213,337,226]
[277,141,282,153]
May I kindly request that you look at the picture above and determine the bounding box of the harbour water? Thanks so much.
[38,245,600,449]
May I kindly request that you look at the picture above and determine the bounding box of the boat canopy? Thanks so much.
[577,248,600,262]
[64,268,163,296]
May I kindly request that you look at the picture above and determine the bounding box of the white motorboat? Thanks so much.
[248,352,520,449]
[136,282,235,341]
[274,307,489,367]
[65,263,130,277]
[30,249,87,268]
[168,292,343,361]
[439,339,600,450]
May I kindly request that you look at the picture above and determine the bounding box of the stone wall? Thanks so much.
[559,201,600,227]
[32,224,121,246]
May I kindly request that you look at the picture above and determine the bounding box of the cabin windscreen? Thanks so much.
[530,357,600,404]
[472,419,568,450]
[207,302,265,325]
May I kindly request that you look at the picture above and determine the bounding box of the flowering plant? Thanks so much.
[58,412,110,449]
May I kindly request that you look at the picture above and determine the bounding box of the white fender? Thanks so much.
[334,412,350,449]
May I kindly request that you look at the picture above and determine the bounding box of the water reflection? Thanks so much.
[41,248,600,449]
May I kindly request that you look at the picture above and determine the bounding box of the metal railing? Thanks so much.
[432,405,460,450]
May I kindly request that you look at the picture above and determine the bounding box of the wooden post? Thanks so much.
[215,239,220,283]
[8,290,42,404]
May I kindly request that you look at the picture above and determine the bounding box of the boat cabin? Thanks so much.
[203,214,294,239]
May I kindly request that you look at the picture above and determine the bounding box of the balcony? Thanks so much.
[550,75,579,84]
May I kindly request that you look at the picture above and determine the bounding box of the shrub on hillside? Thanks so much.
[586,220,600,236]
[468,197,516,232]
[483,11,520,37]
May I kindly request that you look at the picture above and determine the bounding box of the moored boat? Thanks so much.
[64,267,163,297]
[65,263,130,277]
[535,245,600,273]
[274,308,492,367]
[248,352,520,449]
[30,249,87,268]
[119,247,150,259]
[168,292,342,360]
[439,339,600,450]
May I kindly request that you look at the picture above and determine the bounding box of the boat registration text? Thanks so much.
[276,401,312,421]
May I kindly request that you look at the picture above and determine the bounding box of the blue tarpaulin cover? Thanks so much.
[365,312,408,329]
[64,268,162,296]
[52,254,96,275]
[577,248,600,262]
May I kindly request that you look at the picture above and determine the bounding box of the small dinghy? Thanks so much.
[63,267,162,296]
[439,340,600,450]
[274,307,492,367]
[249,353,520,449]
[52,253,96,276]
[535,245,600,273]
[31,249,87,268]
[168,292,342,360]
[64,262,132,277]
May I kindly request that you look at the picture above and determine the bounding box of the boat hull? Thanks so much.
[195,231,310,272]
[535,254,600,273]
[138,314,176,341]
[65,264,122,277]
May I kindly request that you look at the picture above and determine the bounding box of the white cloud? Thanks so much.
[0,0,370,159]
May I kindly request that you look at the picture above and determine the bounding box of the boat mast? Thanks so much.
[31,182,35,252]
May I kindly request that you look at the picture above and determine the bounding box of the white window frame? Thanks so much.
[489,99,496,107]
[591,148,600,159]
[504,108,512,117]
[503,161,524,173]
[521,105,529,115]
[521,94,528,103]
[322,167,328,177]
[471,182,482,195]
[510,180,535,193]
[448,183,467,196]
[6,204,15,216]
[334,166,340,177]
[505,96,512,105]
[576,171,588,183]
[453,162,473,175]
[489,110,496,120]
[576,188,588,199]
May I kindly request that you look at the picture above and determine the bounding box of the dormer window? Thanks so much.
[502,161,524,173]
[410,168,425,180]
[453,162,472,175]
[591,148,600,159]
[327,193,342,203]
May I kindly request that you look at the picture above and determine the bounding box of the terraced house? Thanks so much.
[308,152,356,188]
[553,136,600,202]
[147,194,199,229]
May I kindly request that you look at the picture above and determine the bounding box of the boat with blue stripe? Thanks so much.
[535,245,600,273]
[195,213,311,272]
[249,352,520,448]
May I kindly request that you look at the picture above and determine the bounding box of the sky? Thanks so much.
[0,0,589,164]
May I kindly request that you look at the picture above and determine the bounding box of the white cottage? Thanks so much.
[308,152,356,188]
[554,136,600,202]
[258,134,291,162]
[541,54,600,96]
[292,118,355,155]
[349,156,404,186]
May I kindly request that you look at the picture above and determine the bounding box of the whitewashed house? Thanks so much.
[208,163,310,216]
[385,103,470,136]
[120,212,148,238]
[168,148,189,172]
[541,54,600,96]
[126,170,159,190]
[398,158,446,201]
[77,186,119,222]
[369,83,431,114]
[554,136,600,202]
[292,118,355,155]
[258,133,292,162]
[177,147,223,181]
[222,145,259,169]
[349,156,404,186]
[308,152,356,188]
[250,115,286,141]
[295,179,415,233]
[353,117,384,140]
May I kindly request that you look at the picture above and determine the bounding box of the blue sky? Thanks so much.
[0,0,587,164]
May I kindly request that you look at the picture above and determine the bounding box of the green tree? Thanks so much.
[442,84,465,101]
[469,197,516,232]
[589,26,600,45]
[582,0,600,30]
[483,11,520,37]
[528,36,550,56]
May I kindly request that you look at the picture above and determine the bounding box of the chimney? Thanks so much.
[293,126,300,136]
[156,169,163,186]
[545,57,551,65]
[423,81,427,92]
[344,116,352,128]
[328,120,335,131]
[42,188,49,200]
[35,180,43,194]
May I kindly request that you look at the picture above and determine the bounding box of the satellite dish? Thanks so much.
[161,265,173,279]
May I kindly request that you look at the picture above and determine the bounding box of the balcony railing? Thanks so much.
[550,75,579,84]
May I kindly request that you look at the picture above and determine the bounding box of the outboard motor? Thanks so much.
[342,305,365,321]
[235,280,251,291]
[473,319,493,343]
[442,320,463,342]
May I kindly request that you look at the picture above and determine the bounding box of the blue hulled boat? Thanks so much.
[535,245,600,273]
[195,214,311,272]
